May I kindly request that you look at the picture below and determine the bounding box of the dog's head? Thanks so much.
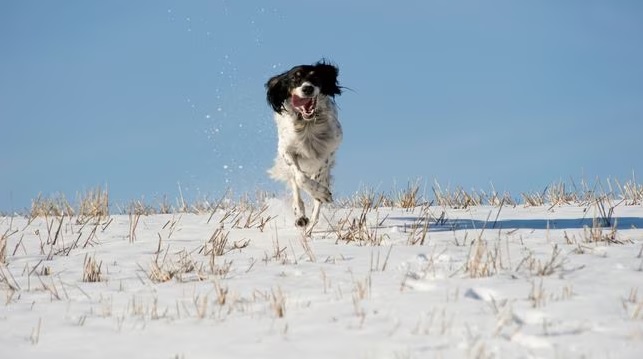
[266,61,341,120]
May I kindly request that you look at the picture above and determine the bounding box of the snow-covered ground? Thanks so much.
[1,199,642,358]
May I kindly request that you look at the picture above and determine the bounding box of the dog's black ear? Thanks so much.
[315,61,341,97]
[266,73,289,113]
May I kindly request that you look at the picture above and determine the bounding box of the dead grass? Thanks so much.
[270,286,286,318]
[329,204,387,245]
[145,248,207,283]
[432,181,483,209]
[464,239,504,278]
[397,181,423,209]
[82,254,104,282]
[1,227,18,264]
[515,245,566,276]
[30,193,74,218]
[615,178,643,205]
[78,187,109,220]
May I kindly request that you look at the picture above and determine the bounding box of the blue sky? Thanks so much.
[1,0,642,211]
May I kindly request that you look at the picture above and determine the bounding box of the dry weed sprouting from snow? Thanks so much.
[82,254,104,282]
[622,287,643,320]
[464,239,505,278]
[0,227,18,264]
[329,204,387,245]
[397,181,423,209]
[342,186,395,209]
[270,286,286,318]
[145,248,207,283]
[615,178,643,205]
[30,193,75,218]
[432,181,483,209]
[77,187,109,220]
[521,191,546,207]
[515,245,567,277]
[546,181,578,206]
[128,212,141,243]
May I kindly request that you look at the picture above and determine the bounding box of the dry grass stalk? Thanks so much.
[1,228,18,264]
[330,204,386,245]
[0,265,21,291]
[521,192,545,207]
[516,245,566,276]
[126,199,156,215]
[546,181,577,206]
[406,213,430,246]
[297,234,317,262]
[78,187,109,220]
[30,318,42,345]
[146,248,206,283]
[82,254,103,282]
[615,178,643,205]
[432,181,483,209]
[206,226,229,256]
[128,213,141,243]
[232,204,275,231]
[30,193,74,218]
[398,181,422,209]
[528,279,547,308]
[345,186,394,209]
[214,281,229,306]
[583,224,628,244]
[464,239,503,278]
[271,287,286,318]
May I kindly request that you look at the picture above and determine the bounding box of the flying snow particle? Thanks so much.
[223,165,228,169]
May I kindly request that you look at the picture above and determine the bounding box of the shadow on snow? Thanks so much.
[387,216,643,231]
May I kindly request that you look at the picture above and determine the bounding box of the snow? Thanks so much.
[1,202,642,358]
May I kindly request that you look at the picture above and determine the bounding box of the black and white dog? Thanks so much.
[266,61,342,234]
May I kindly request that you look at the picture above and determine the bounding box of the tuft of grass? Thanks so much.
[270,287,286,318]
[145,248,206,283]
[329,204,387,245]
[1,228,18,264]
[78,187,109,220]
[546,181,577,206]
[397,181,423,209]
[616,178,643,205]
[521,191,545,207]
[82,254,104,282]
[432,181,483,209]
[464,239,503,278]
[516,245,566,276]
[30,193,74,218]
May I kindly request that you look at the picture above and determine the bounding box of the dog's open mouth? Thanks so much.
[291,95,316,119]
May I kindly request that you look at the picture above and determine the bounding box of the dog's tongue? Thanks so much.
[292,95,313,108]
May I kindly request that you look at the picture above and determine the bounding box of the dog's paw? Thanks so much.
[295,216,310,227]
[315,188,332,203]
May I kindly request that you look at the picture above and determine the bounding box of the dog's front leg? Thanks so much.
[305,199,322,235]
[282,152,332,204]
[289,177,308,227]
[282,152,311,227]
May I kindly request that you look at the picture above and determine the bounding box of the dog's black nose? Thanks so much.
[301,85,315,96]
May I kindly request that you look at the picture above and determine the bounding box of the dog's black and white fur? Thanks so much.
[266,61,342,234]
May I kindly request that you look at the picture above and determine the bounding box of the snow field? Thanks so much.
[1,200,642,358]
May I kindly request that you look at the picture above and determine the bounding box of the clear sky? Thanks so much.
[1,0,642,211]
